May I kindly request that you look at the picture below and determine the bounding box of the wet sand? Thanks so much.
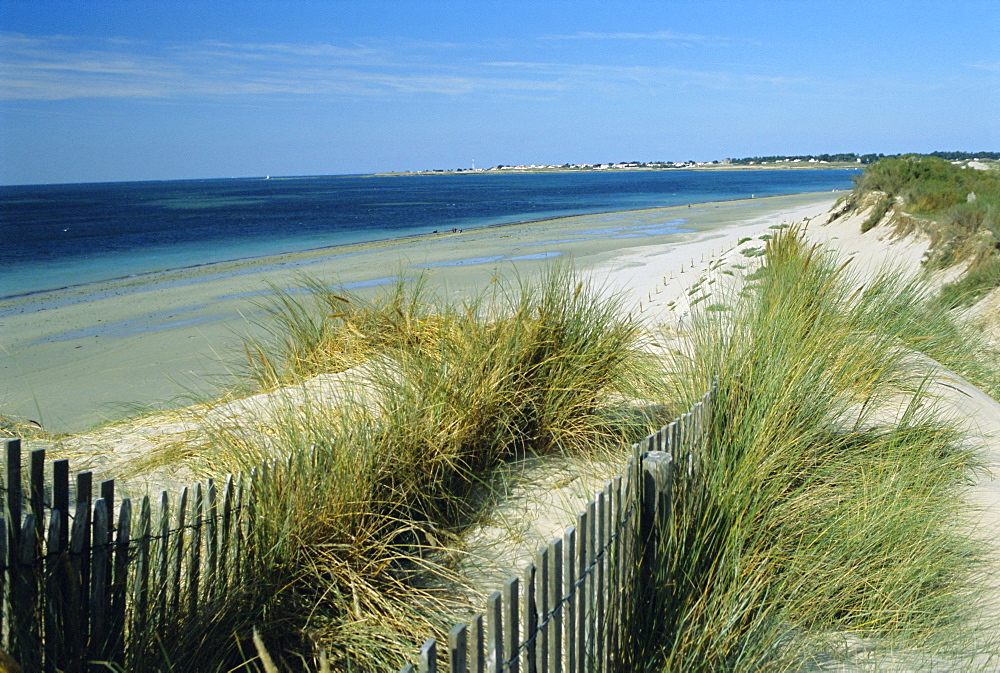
[0,192,838,434]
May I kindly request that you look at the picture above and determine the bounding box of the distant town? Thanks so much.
[393,151,1000,175]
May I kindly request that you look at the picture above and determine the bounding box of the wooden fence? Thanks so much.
[398,383,716,672]
[0,382,714,672]
[0,437,266,671]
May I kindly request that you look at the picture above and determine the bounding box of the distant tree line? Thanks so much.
[727,151,1000,166]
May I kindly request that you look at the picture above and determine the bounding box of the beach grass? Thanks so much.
[623,225,996,670]
[146,228,1000,671]
[121,262,671,670]
[24,203,1000,670]
[847,156,1000,305]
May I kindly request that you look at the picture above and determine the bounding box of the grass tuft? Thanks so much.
[630,225,997,670]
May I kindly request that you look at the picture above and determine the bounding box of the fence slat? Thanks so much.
[44,510,64,673]
[109,498,131,664]
[170,486,188,618]
[134,495,152,661]
[575,508,588,673]
[596,489,607,672]
[188,482,203,616]
[76,470,93,644]
[639,449,673,651]
[585,499,597,669]
[470,614,485,673]
[206,478,218,600]
[0,512,6,647]
[524,563,537,673]
[15,514,41,672]
[101,479,115,535]
[535,546,548,673]
[30,448,45,557]
[419,638,437,673]
[156,490,170,626]
[90,498,111,663]
[449,623,468,673]
[487,590,502,673]
[505,576,520,673]
[244,467,257,575]
[220,474,234,596]
[548,537,562,673]
[5,439,22,649]
[53,459,69,550]
[563,526,576,673]
[68,499,90,668]
[610,475,623,668]
[233,472,246,585]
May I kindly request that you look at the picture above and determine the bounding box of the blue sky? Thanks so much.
[1,0,998,185]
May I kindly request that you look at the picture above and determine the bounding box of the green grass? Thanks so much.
[126,263,673,671]
[940,256,1000,309]
[848,156,1000,301]
[29,227,1000,670]
[628,226,999,670]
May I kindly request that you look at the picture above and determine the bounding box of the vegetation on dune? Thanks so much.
[847,155,1000,307]
[210,227,999,672]
[16,210,1000,669]
[631,226,997,670]
[130,264,671,671]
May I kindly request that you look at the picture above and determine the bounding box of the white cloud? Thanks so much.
[0,32,561,101]
[541,30,753,48]
[0,31,792,103]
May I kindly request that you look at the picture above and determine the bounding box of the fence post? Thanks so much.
[90,498,111,664]
[548,537,562,673]
[449,622,468,673]
[487,590,502,673]
[505,576,520,673]
[44,509,65,672]
[575,508,587,672]
[595,490,606,672]
[639,451,672,606]
[419,638,437,673]
[14,514,40,671]
[30,449,45,562]
[76,471,93,645]
[524,563,536,673]
[134,495,152,662]
[470,614,485,673]
[54,459,69,551]
[563,526,575,673]
[4,439,23,660]
[535,547,548,673]
[109,498,131,665]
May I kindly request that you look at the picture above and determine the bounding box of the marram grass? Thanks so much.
[124,263,672,671]
[632,226,997,670]
[73,239,1000,670]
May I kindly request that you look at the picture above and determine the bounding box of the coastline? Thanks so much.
[0,191,838,434]
[373,164,863,177]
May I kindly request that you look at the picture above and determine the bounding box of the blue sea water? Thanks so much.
[0,169,857,299]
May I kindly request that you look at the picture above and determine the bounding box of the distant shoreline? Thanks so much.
[373,164,862,177]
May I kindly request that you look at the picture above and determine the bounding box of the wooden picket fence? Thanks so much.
[398,383,716,672]
[0,437,266,671]
[0,382,714,672]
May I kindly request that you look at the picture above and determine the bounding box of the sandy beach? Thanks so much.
[0,191,838,435]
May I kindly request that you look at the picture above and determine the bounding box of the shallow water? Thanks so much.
[0,169,856,299]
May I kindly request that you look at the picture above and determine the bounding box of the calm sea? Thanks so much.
[0,169,857,299]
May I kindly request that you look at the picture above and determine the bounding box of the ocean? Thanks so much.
[0,169,857,300]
